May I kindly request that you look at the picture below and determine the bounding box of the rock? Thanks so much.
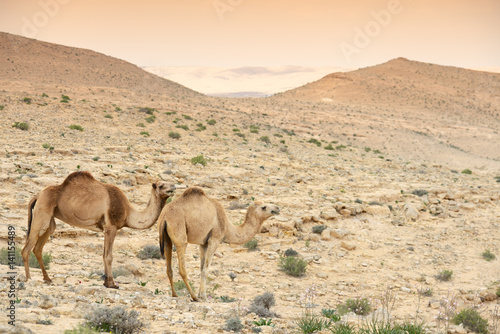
[320,229,331,241]
[331,228,350,239]
[39,295,57,309]
[320,211,340,220]
[479,290,497,302]
[365,205,391,216]
[403,203,419,221]
[340,242,356,251]
[340,209,352,217]
[268,226,280,237]
[429,300,440,309]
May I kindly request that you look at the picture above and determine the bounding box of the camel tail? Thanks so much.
[26,195,38,238]
[159,219,170,259]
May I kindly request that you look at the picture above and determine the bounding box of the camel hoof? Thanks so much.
[103,282,119,289]
[43,278,53,283]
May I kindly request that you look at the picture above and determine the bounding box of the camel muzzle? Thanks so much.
[271,208,280,215]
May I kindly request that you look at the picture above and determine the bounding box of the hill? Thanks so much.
[274,57,500,117]
[0,32,201,98]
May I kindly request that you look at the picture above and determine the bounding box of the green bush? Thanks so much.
[140,131,150,137]
[136,122,145,127]
[259,136,271,144]
[64,325,99,334]
[284,248,298,257]
[321,309,341,322]
[12,122,29,131]
[312,225,327,234]
[243,239,258,250]
[138,107,155,114]
[461,169,472,175]
[307,138,321,147]
[176,124,189,130]
[436,269,453,281]
[412,189,428,197]
[0,246,51,269]
[337,298,372,316]
[169,131,181,139]
[218,295,236,303]
[69,124,83,131]
[173,279,195,295]
[279,256,307,277]
[481,249,496,261]
[23,97,32,104]
[137,245,162,259]
[104,114,113,119]
[84,306,144,334]
[145,115,156,123]
[207,119,216,125]
[182,114,193,120]
[453,308,488,334]
[191,154,207,166]
[324,144,334,150]
[196,123,206,131]
[0,104,5,110]
[295,313,331,334]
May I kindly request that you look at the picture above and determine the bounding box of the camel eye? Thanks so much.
[261,206,267,210]
[159,185,164,189]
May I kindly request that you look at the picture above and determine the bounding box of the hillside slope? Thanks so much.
[0,32,201,98]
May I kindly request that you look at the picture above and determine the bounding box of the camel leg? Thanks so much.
[165,236,178,297]
[21,210,52,281]
[33,217,56,282]
[198,240,220,300]
[176,244,198,302]
[103,225,119,289]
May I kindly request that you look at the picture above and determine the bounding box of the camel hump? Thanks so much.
[62,171,95,186]
[182,187,206,197]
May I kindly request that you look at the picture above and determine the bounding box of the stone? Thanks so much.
[39,295,57,309]
[340,242,356,251]
[331,228,350,239]
[403,203,419,221]
[365,205,391,216]
[320,211,340,220]
[340,209,352,217]
[268,226,280,237]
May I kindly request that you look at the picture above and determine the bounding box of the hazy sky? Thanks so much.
[1,0,499,69]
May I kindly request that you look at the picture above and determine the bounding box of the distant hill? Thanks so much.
[0,32,201,97]
[274,58,500,117]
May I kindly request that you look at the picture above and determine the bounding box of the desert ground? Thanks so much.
[0,32,499,334]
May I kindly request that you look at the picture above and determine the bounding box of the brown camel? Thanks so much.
[22,171,176,288]
[158,187,279,301]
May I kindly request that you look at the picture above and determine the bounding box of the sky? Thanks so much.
[1,0,499,70]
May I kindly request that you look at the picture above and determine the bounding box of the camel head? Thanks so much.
[252,202,280,222]
[153,182,176,201]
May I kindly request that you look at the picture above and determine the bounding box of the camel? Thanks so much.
[158,187,280,301]
[22,171,176,288]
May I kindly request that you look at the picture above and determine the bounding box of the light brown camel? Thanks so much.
[22,171,176,288]
[158,187,279,301]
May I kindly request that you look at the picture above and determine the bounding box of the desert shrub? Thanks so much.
[243,239,258,250]
[0,104,5,110]
[418,287,433,297]
[12,122,29,131]
[23,97,32,104]
[84,305,145,334]
[137,245,162,259]
[436,269,453,281]
[218,295,236,303]
[481,249,496,261]
[145,115,156,123]
[69,124,83,131]
[207,119,216,125]
[324,144,334,150]
[321,309,341,322]
[196,123,206,131]
[225,316,244,332]
[191,154,207,166]
[337,298,372,316]
[168,131,181,139]
[250,129,259,134]
[64,324,99,333]
[497,287,500,298]
[253,318,273,327]
[278,256,307,277]
[112,266,132,278]
[140,131,150,137]
[412,189,428,197]
[104,114,113,119]
[295,313,331,334]
[284,248,298,257]
[250,292,276,318]
[330,322,356,334]
[336,145,347,150]
[307,138,321,147]
[0,246,51,269]
[235,132,246,138]
[312,225,327,234]
[452,308,488,334]
[182,114,193,120]
[136,122,145,127]
[138,107,155,114]
[461,169,472,175]
[259,136,271,144]
[176,124,189,131]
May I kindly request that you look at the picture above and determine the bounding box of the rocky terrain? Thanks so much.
[0,33,499,334]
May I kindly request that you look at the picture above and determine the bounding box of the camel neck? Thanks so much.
[125,187,161,229]
[224,208,261,244]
